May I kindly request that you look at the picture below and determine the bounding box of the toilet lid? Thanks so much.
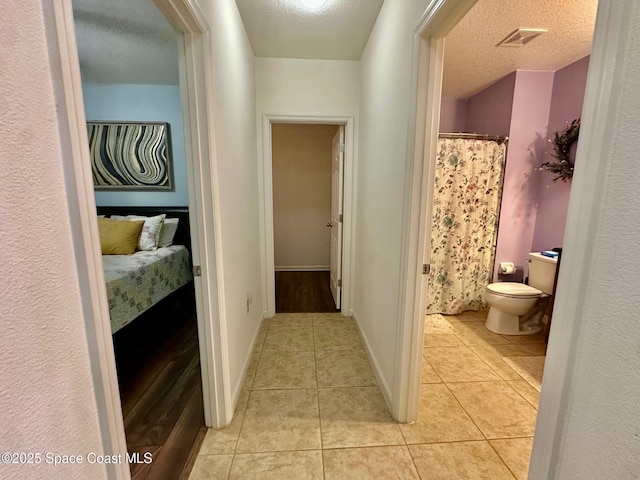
[487,282,541,298]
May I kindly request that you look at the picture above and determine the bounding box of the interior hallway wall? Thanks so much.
[1,2,107,478]
[532,3,640,475]
[195,0,263,402]
[272,124,337,271]
[354,0,432,401]
[254,58,360,118]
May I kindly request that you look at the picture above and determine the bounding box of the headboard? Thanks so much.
[96,206,192,262]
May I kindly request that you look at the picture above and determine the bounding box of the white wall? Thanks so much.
[531,1,640,476]
[255,57,360,118]
[354,0,430,400]
[195,0,264,400]
[273,124,337,270]
[0,1,106,478]
[254,57,360,313]
[82,83,189,207]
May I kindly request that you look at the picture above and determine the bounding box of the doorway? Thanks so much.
[271,123,342,313]
[261,115,355,318]
[397,0,610,477]
[52,0,227,477]
[72,0,209,476]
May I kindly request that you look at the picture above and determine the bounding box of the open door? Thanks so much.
[329,125,345,309]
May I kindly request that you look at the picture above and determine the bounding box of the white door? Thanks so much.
[329,126,345,309]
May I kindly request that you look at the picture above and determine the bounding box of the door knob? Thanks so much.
[326,222,333,227]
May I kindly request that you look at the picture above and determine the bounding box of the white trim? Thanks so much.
[231,312,265,403]
[393,0,477,423]
[274,266,330,272]
[48,2,129,478]
[260,114,356,318]
[352,311,393,406]
[155,0,232,427]
[529,1,630,477]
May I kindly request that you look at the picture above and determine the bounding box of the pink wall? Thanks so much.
[493,71,555,281]
[531,56,590,251]
[439,97,467,132]
[465,73,516,136]
[453,63,588,281]
[461,71,554,280]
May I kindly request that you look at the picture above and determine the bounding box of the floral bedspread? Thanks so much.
[103,245,192,333]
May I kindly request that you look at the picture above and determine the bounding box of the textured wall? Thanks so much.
[0,1,106,478]
[83,83,189,207]
[533,2,640,477]
[272,124,337,270]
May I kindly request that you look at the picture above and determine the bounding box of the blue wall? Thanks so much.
[82,83,188,207]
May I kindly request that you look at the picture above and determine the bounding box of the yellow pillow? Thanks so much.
[98,218,144,255]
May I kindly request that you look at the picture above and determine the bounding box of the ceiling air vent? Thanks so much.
[497,28,547,47]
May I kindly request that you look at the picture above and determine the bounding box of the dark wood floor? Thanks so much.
[112,284,206,480]
[275,270,340,313]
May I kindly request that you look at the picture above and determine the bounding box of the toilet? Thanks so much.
[484,252,558,335]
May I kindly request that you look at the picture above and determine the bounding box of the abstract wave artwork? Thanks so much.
[88,122,174,190]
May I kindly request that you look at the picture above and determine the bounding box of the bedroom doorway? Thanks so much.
[53,0,227,477]
[72,0,210,476]
[261,115,355,318]
[271,123,342,313]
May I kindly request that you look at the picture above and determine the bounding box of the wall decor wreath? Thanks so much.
[540,118,580,182]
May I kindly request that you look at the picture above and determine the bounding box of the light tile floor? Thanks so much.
[190,311,546,479]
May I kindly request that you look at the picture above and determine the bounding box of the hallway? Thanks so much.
[189,312,545,479]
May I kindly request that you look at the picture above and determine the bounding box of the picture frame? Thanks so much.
[87,121,174,191]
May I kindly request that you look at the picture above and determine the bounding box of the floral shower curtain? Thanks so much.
[425,136,507,315]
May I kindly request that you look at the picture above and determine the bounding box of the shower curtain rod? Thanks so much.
[439,133,509,145]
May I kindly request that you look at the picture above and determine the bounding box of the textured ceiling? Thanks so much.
[71,0,597,93]
[443,0,598,99]
[73,0,179,85]
[234,0,384,60]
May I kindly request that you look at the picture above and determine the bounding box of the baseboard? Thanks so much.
[352,310,394,412]
[274,265,330,272]
[231,311,265,415]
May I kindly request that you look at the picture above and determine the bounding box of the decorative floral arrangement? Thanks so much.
[540,118,580,182]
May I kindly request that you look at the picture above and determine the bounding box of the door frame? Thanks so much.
[399,0,621,477]
[50,2,228,478]
[260,115,355,317]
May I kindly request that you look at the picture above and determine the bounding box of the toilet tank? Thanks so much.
[528,253,558,294]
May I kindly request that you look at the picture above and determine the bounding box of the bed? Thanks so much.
[97,207,194,334]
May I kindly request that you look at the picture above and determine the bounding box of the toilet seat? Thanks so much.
[486,282,541,299]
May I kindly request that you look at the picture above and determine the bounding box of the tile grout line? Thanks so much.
[438,314,543,409]
[313,318,328,480]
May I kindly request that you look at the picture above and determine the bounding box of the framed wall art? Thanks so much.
[87,121,174,191]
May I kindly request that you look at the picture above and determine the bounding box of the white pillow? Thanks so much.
[125,214,166,251]
[158,217,179,247]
